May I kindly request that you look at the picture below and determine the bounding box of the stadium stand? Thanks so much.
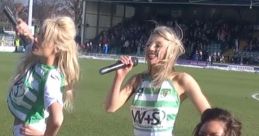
[81,0,259,66]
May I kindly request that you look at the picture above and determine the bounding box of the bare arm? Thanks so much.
[44,102,63,136]
[105,56,138,112]
[180,73,211,113]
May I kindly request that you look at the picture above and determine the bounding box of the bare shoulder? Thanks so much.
[172,72,195,85]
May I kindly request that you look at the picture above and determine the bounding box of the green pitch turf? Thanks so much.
[0,53,258,136]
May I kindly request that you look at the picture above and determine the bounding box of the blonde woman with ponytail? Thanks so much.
[7,16,79,136]
[105,26,211,136]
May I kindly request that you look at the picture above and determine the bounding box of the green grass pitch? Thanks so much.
[0,52,258,136]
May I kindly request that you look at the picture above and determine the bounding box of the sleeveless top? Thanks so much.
[7,63,64,125]
[131,74,180,136]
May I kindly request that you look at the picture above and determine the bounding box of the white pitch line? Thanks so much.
[251,93,259,101]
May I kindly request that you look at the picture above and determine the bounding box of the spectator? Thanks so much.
[14,37,20,52]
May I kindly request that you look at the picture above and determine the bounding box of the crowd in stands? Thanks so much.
[82,16,259,65]
[83,19,152,56]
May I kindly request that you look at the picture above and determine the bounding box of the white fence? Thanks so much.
[0,33,16,52]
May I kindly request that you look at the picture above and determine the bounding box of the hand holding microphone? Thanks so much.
[99,56,138,75]
[3,6,33,44]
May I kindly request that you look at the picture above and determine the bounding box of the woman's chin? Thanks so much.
[31,50,39,56]
[147,60,158,65]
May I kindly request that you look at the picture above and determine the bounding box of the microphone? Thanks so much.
[3,6,17,26]
[99,57,138,75]
[3,6,29,45]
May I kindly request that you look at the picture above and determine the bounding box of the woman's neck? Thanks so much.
[40,55,57,66]
[148,65,159,76]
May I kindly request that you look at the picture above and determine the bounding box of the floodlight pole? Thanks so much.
[81,0,86,45]
[28,0,33,27]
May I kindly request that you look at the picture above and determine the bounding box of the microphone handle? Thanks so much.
[3,6,17,26]
[99,57,138,75]
[99,62,125,75]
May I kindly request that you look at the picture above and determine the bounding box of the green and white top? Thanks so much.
[7,63,64,134]
[131,74,180,136]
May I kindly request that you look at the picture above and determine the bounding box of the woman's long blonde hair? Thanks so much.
[12,16,80,111]
[145,26,185,85]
